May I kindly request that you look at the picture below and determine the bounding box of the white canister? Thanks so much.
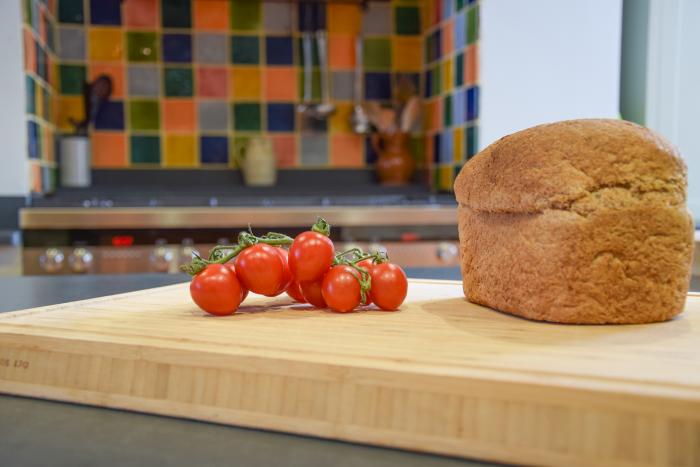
[59,136,91,187]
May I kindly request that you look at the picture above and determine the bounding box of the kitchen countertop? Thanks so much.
[0,269,490,467]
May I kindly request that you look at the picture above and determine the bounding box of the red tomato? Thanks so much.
[286,280,306,302]
[356,259,375,305]
[235,243,286,296]
[300,279,327,308]
[189,264,243,316]
[288,231,334,282]
[273,247,293,295]
[322,265,361,313]
[224,263,249,302]
[369,263,408,311]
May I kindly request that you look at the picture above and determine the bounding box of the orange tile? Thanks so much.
[272,135,297,168]
[194,0,229,30]
[330,134,363,167]
[330,102,353,133]
[23,29,36,72]
[431,99,442,131]
[88,28,123,61]
[422,0,433,32]
[393,37,422,71]
[441,19,454,56]
[46,55,56,89]
[329,35,355,70]
[198,67,228,98]
[162,100,196,132]
[328,4,360,35]
[43,127,54,163]
[39,6,47,44]
[164,134,197,167]
[263,67,296,101]
[124,0,158,28]
[30,162,41,194]
[230,67,261,99]
[91,132,127,168]
[55,96,84,131]
[89,64,124,98]
[466,44,479,85]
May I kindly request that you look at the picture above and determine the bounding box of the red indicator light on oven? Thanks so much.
[112,235,134,247]
[400,232,421,242]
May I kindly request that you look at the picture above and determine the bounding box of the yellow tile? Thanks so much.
[88,28,123,61]
[442,57,453,93]
[328,4,360,35]
[439,166,453,191]
[393,37,422,72]
[35,86,44,120]
[330,103,353,133]
[230,67,261,100]
[55,96,84,131]
[164,134,197,167]
[453,127,463,163]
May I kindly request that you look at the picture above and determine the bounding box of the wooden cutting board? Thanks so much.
[0,279,698,467]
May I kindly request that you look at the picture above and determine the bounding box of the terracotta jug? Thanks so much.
[372,132,415,185]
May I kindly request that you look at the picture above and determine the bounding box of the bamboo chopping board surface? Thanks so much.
[0,279,699,467]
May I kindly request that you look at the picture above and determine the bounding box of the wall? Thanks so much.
[38,0,424,181]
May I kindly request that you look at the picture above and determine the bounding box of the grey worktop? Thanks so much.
[0,269,491,467]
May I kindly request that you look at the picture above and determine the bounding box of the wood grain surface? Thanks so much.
[0,279,698,466]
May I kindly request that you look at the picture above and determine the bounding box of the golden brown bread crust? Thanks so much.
[454,119,693,324]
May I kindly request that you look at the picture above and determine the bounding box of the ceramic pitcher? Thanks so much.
[371,132,416,185]
[234,137,277,186]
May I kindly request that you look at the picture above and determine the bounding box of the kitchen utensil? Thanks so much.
[363,101,382,129]
[371,132,415,184]
[400,96,421,133]
[70,74,113,135]
[233,137,276,186]
[311,4,334,119]
[377,108,397,134]
[2,280,699,467]
[350,6,370,133]
[59,136,91,187]
[296,3,315,115]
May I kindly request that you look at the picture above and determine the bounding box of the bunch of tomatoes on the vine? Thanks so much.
[182,218,408,316]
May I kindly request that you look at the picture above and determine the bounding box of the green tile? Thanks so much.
[456,0,466,11]
[432,64,441,96]
[297,69,321,100]
[363,38,391,71]
[129,100,160,130]
[231,0,261,31]
[231,135,250,168]
[424,35,432,64]
[162,0,191,28]
[231,35,259,64]
[127,32,159,62]
[467,125,478,158]
[395,7,420,35]
[443,94,452,128]
[42,86,51,121]
[23,0,32,25]
[467,5,479,45]
[59,64,86,95]
[233,103,261,131]
[297,37,320,67]
[131,135,161,164]
[58,0,84,24]
[26,76,35,115]
[408,136,424,166]
[164,68,193,97]
[455,52,464,87]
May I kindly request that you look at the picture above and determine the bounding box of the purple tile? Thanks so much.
[364,72,391,100]
[267,103,295,132]
[432,133,441,164]
[27,121,39,159]
[200,136,228,164]
[90,0,121,25]
[265,36,294,65]
[466,85,479,121]
[95,101,124,130]
[162,34,192,63]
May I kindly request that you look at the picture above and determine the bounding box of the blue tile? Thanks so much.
[432,133,441,164]
[440,131,453,164]
[454,10,466,48]
[36,43,47,82]
[94,101,124,130]
[26,76,35,115]
[467,125,478,157]
[90,0,121,25]
[424,69,432,98]
[364,72,391,100]
[452,89,465,124]
[267,103,295,132]
[27,121,39,159]
[298,2,325,31]
[364,136,378,164]
[162,34,192,63]
[265,36,294,65]
[466,86,479,121]
[200,136,228,164]
[442,0,453,19]
[432,29,442,60]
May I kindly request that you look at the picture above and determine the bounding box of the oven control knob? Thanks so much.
[40,248,65,273]
[68,248,94,273]
[150,246,175,273]
[368,243,388,256]
[436,242,459,263]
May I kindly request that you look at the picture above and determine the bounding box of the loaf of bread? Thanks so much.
[453,119,694,324]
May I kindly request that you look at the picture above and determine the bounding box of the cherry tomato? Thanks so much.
[369,263,408,311]
[273,247,293,295]
[286,280,306,302]
[300,279,327,308]
[322,265,361,313]
[356,259,375,305]
[224,263,249,302]
[235,243,286,296]
[288,231,334,282]
[189,264,242,316]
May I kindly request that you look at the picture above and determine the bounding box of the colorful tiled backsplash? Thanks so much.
[21,0,479,193]
[423,0,479,191]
